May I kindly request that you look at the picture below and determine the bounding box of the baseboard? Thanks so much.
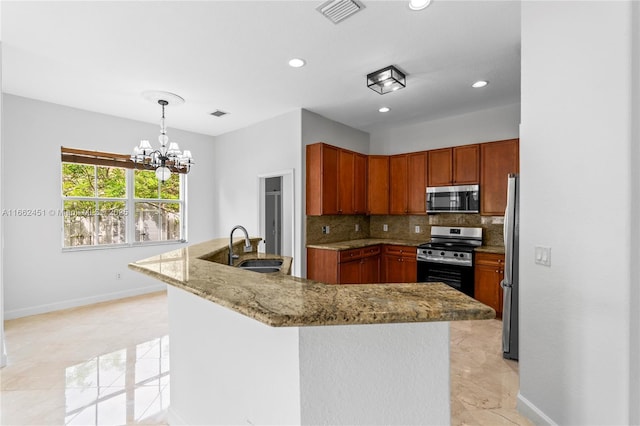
[517,392,557,425]
[3,284,166,320]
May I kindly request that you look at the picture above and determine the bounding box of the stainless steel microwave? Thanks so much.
[426,184,480,213]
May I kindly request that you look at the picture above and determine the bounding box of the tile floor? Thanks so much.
[1,291,531,425]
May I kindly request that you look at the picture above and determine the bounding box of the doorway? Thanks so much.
[264,176,282,255]
[258,169,294,261]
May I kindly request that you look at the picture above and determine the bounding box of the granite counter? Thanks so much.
[129,238,494,327]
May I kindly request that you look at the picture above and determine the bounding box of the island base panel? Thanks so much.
[167,286,451,425]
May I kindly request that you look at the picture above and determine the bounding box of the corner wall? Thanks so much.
[2,95,216,319]
[211,110,303,276]
[519,2,635,424]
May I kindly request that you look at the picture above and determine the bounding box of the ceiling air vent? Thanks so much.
[317,0,364,24]
[210,110,229,118]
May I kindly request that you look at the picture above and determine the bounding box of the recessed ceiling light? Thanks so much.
[288,58,306,68]
[409,0,431,11]
[472,80,489,88]
[379,107,391,113]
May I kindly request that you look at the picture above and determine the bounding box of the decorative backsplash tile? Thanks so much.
[306,213,504,247]
[369,215,430,242]
[306,215,370,244]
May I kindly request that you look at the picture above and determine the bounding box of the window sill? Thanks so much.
[62,239,188,252]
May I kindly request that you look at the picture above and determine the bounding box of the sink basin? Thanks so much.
[237,258,283,273]
[240,266,281,273]
[237,259,283,268]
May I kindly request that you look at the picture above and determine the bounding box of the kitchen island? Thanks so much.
[129,238,494,425]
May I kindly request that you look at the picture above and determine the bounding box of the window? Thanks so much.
[61,148,186,249]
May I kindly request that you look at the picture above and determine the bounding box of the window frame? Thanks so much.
[61,159,187,251]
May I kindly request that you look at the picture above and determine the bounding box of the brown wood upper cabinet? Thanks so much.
[389,152,427,215]
[306,143,367,215]
[428,144,479,187]
[480,139,519,215]
[367,155,390,215]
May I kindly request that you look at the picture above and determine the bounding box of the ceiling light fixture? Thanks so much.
[472,80,489,88]
[409,0,431,11]
[131,91,194,182]
[288,58,306,68]
[367,65,406,95]
[378,107,391,113]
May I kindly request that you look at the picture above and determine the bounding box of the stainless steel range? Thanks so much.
[416,226,483,297]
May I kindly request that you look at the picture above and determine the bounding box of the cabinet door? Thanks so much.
[367,156,389,215]
[480,139,519,215]
[407,151,427,214]
[389,155,408,214]
[360,255,381,284]
[453,144,479,184]
[339,259,361,284]
[402,257,417,282]
[428,148,453,187]
[306,143,339,215]
[354,153,368,214]
[383,255,405,283]
[338,150,355,214]
[474,253,505,316]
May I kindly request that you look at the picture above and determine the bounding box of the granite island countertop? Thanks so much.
[129,238,495,327]
[475,245,506,254]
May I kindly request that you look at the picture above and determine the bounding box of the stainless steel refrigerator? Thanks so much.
[502,173,519,360]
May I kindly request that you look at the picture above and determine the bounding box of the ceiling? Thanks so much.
[1,1,521,137]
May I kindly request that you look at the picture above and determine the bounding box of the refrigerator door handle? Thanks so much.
[502,283,512,352]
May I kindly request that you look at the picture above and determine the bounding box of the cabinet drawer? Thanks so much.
[361,246,381,258]
[339,248,363,262]
[475,252,505,266]
[383,245,416,258]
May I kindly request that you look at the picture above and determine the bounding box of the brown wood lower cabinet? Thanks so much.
[382,245,417,283]
[474,252,505,317]
[308,245,420,284]
[307,246,380,284]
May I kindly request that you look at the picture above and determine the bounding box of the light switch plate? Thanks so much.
[355,224,360,232]
[535,246,551,267]
[383,224,388,232]
[322,226,330,234]
[414,225,421,233]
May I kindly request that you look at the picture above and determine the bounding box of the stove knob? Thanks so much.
[427,250,432,255]
[440,251,445,256]
[454,253,458,257]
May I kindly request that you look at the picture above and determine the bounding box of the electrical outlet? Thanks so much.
[322,225,330,234]
[116,272,122,280]
[355,224,360,232]
[535,246,551,267]
[414,225,421,233]
[383,224,388,232]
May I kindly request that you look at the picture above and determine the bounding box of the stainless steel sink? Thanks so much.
[240,266,281,273]
[237,259,283,268]
[237,258,283,273]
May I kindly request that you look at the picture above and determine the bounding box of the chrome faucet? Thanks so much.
[229,225,252,265]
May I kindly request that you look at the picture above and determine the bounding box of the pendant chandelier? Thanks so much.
[131,91,194,182]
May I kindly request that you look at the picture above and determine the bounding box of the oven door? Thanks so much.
[417,260,474,297]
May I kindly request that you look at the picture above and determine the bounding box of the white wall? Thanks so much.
[301,109,370,154]
[2,95,216,319]
[212,110,303,275]
[370,103,520,155]
[0,42,5,365]
[519,2,638,424]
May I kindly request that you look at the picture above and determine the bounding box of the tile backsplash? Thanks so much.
[306,213,504,247]
[306,215,370,244]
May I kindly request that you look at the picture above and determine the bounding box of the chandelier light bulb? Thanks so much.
[155,166,172,182]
